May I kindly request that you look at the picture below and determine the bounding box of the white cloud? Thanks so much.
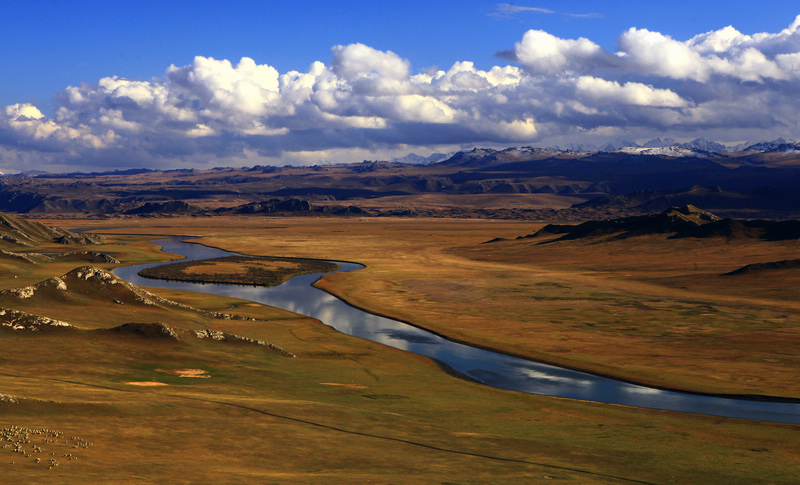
[574,76,689,107]
[618,27,791,82]
[167,56,282,118]
[331,43,410,81]
[426,61,522,92]
[2,16,800,171]
[514,29,615,75]
[618,28,709,81]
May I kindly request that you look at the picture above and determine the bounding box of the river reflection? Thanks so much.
[113,236,800,424]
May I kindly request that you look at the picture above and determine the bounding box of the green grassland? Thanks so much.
[0,217,799,483]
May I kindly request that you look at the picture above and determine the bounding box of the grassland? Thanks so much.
[1,216,799,483]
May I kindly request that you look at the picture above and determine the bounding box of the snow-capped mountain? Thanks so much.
[743,138,800,153]
[679,138,729,153]
[392,151,457,164]
[545,143,599,152]
[642,137,679,148]
[613,146,712,158]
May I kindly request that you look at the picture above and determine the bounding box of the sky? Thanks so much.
[2,1,800,173]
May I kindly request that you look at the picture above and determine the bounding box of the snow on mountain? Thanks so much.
[392,151,457,164]
[599,140,640,151]
[613,146,711,157]
[546,143,599,152]
[679,138,729,153]
[743,138,800,153]
[404,136,790,166]
[642,137,679,148]
[560,138,727,153]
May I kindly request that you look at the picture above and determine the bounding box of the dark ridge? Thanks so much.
[104,322,181,340]
[0,189,47,213]
[233,198,311,214]
[575,184,800,218]
[524,205,800,243]
[316,205,371,216]
[672,218,800,241]
[530,205,721,241]
[723,258,800,276]
[34,168,154,178]
[124,201,202,215]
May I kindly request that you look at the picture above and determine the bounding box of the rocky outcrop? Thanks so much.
[105,322,182,340]
[0,267,259,323]
[0,308,73,331]
[105,323,295,356]
[52,251,119,264]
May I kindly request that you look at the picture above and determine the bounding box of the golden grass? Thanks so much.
[0,216,797,483]
[182,259,300,274]
[2,308,800,484]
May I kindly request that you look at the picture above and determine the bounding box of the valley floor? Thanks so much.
[1,216,799,483]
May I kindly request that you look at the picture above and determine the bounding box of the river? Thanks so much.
[112,236,800,424]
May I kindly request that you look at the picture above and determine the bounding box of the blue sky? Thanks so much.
[2,1,800,172]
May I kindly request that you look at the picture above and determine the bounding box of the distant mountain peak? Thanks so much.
[679,138,729,153]
[391,151,455,165]
[743,138,800,153]
[642,137,679,148]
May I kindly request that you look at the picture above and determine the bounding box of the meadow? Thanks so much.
[1,216,798,483]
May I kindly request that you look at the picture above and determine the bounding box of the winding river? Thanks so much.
[113,236,800,424]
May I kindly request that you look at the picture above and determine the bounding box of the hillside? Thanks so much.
[0,212,99,247]
[0,265,294,357]
[0,266,246,329]
[525,206,800,242]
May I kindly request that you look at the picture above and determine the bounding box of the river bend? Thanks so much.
[112,237,800,424]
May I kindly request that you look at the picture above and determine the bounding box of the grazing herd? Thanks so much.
[1,425,92,469]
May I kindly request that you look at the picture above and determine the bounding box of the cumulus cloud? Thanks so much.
[574,77,689,107]
[514,30,617,75]
[2,15,800,172]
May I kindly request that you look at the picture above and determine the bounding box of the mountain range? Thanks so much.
[2,139,800,219]
[546,137,798,155]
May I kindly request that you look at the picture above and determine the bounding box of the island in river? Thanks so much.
[138,255,339,286]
